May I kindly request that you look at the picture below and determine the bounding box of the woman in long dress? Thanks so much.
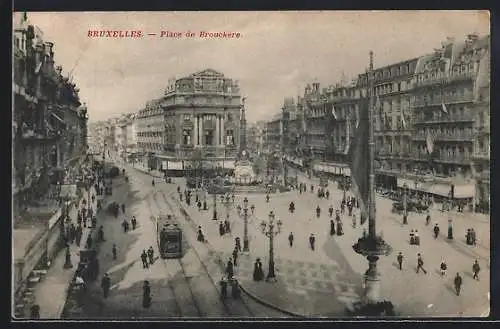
[330,220,336,236]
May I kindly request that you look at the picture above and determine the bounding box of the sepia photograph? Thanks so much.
[12,11,490,319]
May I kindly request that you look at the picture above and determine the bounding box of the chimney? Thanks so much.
[369,50,374,71]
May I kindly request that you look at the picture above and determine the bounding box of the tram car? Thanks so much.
[156,214,183,259]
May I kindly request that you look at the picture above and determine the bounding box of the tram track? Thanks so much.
[129,166,293,317]
[144,191,203,317]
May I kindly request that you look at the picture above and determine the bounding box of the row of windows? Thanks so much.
[181,113,234,122]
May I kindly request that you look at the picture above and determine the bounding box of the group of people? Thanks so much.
[140,246,156,268]
[396,251,482,296]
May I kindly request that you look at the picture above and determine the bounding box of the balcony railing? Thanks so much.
[412,93,474,108]
[413,113,475,124]
[411,71,476,89]
[412,132,474,141]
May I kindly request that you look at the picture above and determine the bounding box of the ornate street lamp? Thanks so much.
[260,210,282,281]
[237,197,253,252]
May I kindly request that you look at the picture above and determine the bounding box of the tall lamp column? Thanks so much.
[260,211,282,282]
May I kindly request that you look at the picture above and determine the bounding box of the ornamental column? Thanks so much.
[221,114,225,145]
[215,115,220,146]
[194,115,199,146]
[198,115,203,145]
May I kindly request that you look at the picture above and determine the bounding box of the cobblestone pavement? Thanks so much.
[170,171,490,317]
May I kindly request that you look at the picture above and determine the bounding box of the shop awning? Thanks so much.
[59,184,78,200]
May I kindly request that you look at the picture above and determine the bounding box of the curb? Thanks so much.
[237,283,305,318]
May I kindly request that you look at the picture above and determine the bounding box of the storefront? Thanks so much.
[312,162,350,178]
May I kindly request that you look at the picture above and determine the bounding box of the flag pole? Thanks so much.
[352,51,393,313]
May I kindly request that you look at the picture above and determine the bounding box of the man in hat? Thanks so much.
[101,273,111,299]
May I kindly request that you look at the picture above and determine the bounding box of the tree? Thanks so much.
[252,155,266,176]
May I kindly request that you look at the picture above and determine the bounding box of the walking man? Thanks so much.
[101,273,111,299]
[147,246,155,265]
[440,260,447,277]
[309,234,316,251]
[397,252,403,270]
[472,260,481,281]
[232,248,238,267]
[141,250,149,269]
[454,272,463,296]
[288,232,294,247]
[416,253,427,274]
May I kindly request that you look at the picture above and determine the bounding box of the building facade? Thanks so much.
[270,33,490,211]
[136,99,164,168]
[263,113,282,154]
[12,13,88,294]
[159,69,242,170]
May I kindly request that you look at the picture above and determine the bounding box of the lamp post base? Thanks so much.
[266,260,277,282]
[243,238,249,252]
[212,210,218,221]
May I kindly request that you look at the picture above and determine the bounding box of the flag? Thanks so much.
[441,103,448,114]
[35,62,42,74]
[331,105,338,120]
[349,97,370,224]
[344,116,351,155]
[355,105,360,129]
[426,130,434,154]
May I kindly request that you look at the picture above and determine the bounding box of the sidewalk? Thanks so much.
[130,163,164,179]
[33,184,97,319]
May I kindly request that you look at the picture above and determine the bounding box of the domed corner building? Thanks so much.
[136,69,244,178]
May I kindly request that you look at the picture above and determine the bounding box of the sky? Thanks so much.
[21,11,489,123]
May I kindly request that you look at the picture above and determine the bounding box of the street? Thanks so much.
[63,156,293,318]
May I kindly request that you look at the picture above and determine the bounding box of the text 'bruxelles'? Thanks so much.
[87,30,243,39]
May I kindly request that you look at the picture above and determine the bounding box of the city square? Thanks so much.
[12,11,490,319]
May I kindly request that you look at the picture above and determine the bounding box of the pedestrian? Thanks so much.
[352,214,357,228]
[337,220,344,236]
[235,237,241,251]
[86,235,93,249]
[131,216,137,230]
[433,223,440,239]
[219,221,225,236]
[197,226,205,242]
[266,194,270,203]
[101,273,111,299]
[112,244,117,260]
[91,216,97,228]
[141,250,149,269]
[330,220,336,236]
[414,230,420,246]
[220,276,228,298]
[288,232,294,247]
[454,272,463,296]
[440,260,447,276]
[448,220,454,240]
[142,280,152,308]
[75,226,82,247]
[147,246,155,265]
[224,219,231,233]
[226,258,234,280]
[232,194,235,203]
[96,225,104,243]
[410,229,415,245]
[253,258,264,281]
[471,228,477,245]
[309,234,316,251]
[472,260,480,280]
[329,206,334,218]
[232,248,238,267]
[231,277,240,299]
[397,252,403,270]
[316,205,321,218]
[425,212,431,226]
[416,253,427,274]
[326,190,330,199]
[122,219,129,233]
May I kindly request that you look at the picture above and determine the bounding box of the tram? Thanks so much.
[156,214,183,259]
